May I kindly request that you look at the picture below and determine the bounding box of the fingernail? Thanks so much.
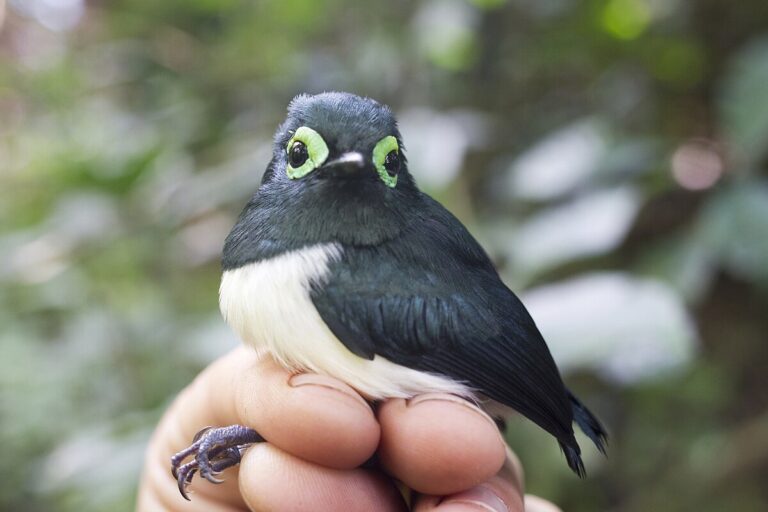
[289,373,370,409]
[408,393,504,442]
[442,485,509,512]
[524,495,563,512]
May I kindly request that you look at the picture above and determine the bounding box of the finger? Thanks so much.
[524,495,562,512]
[377,394,508,495]
[413,451,525,512]
[175,346,379,467]
[233,349,380,468]
[137,347,379,509]
[239,442,407,512]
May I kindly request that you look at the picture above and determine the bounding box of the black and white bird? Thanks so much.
[171,92,607,498]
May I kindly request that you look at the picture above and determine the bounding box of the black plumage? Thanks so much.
[310,193,606,475]
[175,92,606,495]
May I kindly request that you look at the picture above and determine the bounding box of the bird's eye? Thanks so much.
[285,126,329,179]
[372,135,400,188]
[289,141,309,167]
[383,150,400,176]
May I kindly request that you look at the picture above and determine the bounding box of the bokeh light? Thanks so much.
[672,139,724,191]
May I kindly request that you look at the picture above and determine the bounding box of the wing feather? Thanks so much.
[311,195,578,444]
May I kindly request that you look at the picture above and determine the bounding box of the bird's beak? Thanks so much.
[320,152,366,176]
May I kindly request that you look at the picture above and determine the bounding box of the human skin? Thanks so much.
[137,347,562,512]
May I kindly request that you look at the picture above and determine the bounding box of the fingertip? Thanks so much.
[438,485,512,512]
[378,395,507,495]
[412,459,526,512]
[239,444,407,512]
[235,358,380,469]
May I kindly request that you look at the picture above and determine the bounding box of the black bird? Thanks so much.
[171,92,607,498]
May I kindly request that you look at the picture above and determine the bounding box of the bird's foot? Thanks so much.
[171,424,264,500]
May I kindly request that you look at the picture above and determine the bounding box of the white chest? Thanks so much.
[218,243,470,400]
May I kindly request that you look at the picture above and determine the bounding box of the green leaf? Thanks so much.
[719,37,768,167]
[697,181,768,288]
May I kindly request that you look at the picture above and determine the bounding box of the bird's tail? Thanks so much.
[560,390,608,478]
[560,440,587,478]
[569,390,608,454]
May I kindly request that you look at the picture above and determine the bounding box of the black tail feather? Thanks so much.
[568,390,608,455]
[560,441,586,478]
[559,391,608,478]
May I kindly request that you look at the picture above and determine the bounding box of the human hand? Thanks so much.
[137,347,562,511]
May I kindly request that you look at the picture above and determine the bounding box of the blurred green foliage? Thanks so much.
[1,0,767,510]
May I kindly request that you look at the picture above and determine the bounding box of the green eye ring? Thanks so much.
[286,126,329,179]
[372,135,399,188]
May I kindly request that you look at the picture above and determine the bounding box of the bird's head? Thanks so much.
[223,93,422,265]
[265,92,412,192]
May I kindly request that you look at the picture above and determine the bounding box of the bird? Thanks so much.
[170,91,607,499]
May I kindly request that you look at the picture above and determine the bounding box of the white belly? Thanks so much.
[219,243,471,400]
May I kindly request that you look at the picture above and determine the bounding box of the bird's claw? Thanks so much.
[170,424,264,501]
[175,460,199,500]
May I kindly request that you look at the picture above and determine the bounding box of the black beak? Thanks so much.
[320,152,366,176]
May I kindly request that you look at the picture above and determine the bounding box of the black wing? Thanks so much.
[311,195,606,475]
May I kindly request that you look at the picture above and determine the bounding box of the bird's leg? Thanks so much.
[170,424,264,500]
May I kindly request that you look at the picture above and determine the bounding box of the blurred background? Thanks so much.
[2,0,767,510]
